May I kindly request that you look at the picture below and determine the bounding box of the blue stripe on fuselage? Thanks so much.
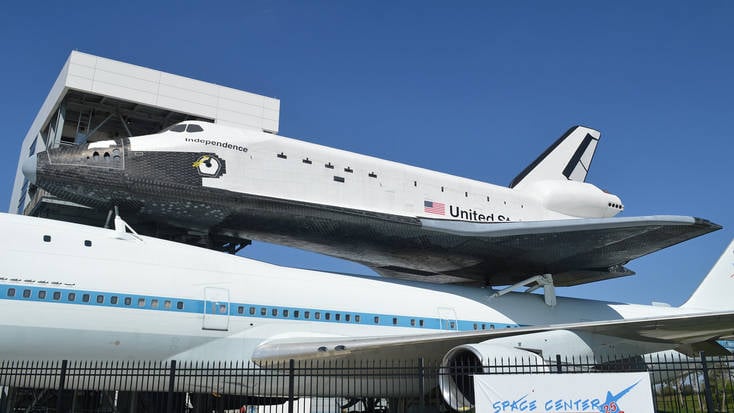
[0,283,518,332]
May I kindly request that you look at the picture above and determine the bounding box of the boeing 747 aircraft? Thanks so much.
[0,213,732,410]
[22,123,719,287]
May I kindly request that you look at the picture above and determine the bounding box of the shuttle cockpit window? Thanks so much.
[166,124,187,133]
[186,124,204,133]
[163,123,204,133]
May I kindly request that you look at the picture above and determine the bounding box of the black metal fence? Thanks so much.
[0,353,732,413]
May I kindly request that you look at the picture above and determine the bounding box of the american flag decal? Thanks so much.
[424,200,445,215]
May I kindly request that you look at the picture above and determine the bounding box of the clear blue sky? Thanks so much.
[0,1,731,306]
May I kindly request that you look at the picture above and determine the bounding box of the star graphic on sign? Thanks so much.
[597,381,640,413]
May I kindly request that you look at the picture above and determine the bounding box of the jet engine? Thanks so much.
[439,330,595,411]
[520,180,624,218]
[439,342,546,411]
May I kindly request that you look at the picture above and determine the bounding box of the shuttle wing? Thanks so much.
[251,311,734,365]
[375,215,720,286]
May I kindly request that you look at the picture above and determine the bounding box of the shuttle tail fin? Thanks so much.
[682,239,734,311]
[510,126,601,190]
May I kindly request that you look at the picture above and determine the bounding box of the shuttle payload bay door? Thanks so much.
[203,287,230,331]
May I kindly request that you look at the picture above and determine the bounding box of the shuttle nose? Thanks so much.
[22,154,37,184]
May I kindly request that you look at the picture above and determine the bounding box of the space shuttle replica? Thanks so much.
[22,122,719,288]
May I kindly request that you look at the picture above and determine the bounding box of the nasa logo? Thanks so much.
[192,154,226,178]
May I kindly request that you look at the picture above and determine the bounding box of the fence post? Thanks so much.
[166,360,177,413]
[56,360,68,413]
[699,352,714,413]
[418,358,426,412]
[288,359,295,413]
[555,355,562,373]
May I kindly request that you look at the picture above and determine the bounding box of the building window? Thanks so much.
[29,137,38,156]
[17,189,27,214]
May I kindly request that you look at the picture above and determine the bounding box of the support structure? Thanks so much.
[491,274,557,307]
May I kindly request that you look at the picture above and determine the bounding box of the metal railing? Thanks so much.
[0,353,732,412]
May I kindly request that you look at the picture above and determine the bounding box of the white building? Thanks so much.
[10,51,279,243]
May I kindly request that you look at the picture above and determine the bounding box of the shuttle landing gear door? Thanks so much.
[203,287,230,331]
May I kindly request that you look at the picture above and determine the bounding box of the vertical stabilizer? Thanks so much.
[682,239,734,311]
[510,126,601,190]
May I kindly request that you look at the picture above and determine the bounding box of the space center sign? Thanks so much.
[474,373,653,413]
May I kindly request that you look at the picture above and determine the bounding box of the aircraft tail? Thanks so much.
[681,239,734,311]
[510,126,601,190]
